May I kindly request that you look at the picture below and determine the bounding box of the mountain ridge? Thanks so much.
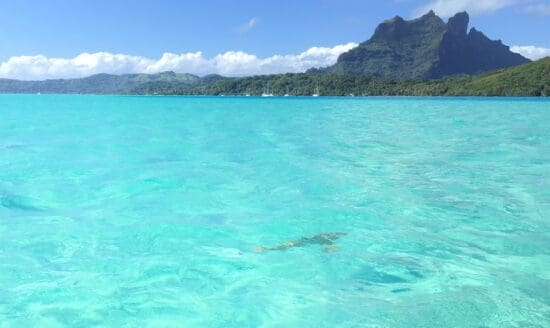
[321,11,530,78]
[186,57,550,96]
[0,71,224,94]
[0,58,547,96]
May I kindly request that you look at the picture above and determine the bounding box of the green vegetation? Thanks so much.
[444,57,550,96]
[0,71,211,94]
[0,59,547,97]
[186,58,549,97]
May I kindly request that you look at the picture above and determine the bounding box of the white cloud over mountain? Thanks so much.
[0,41,546,80]
[415,0,518,17]
[0,43,358,80]
[511,45,550,60]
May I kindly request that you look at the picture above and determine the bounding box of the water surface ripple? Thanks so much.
[0,95,549,327]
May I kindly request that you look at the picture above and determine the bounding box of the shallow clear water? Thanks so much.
[0,95,549,327]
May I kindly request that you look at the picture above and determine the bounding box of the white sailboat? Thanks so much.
[284,86,290,97]
[312,85,320,97]
[261,85,274,97]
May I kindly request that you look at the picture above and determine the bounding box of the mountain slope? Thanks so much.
[446,56,550,96]
[0,58,546,96]
[0,71,204,94]
[188,57,549,96]
[324,11,530,79]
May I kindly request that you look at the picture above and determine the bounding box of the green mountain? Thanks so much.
[0,71,223,94]
[0,58,547,96]
[445,56,550,96]
[322,11,530,79]
[188,57,549,96]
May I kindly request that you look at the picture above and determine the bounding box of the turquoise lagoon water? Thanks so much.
[0,95,549,327]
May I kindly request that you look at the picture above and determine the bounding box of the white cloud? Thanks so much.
[237,17,259,32]
[511,45,550,60]
[0,43,358,80]
[414,0,519,17]
[524,3,550,16]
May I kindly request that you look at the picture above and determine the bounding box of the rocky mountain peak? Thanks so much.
[325,11,529,79]
[447,12,469,36]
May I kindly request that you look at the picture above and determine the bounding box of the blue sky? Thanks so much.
[0,0,548,79]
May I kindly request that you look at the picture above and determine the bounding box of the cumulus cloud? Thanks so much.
[511,45,550,60]
[237,17,259,32]
[414,0,519,17]
[0,43,358,80]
